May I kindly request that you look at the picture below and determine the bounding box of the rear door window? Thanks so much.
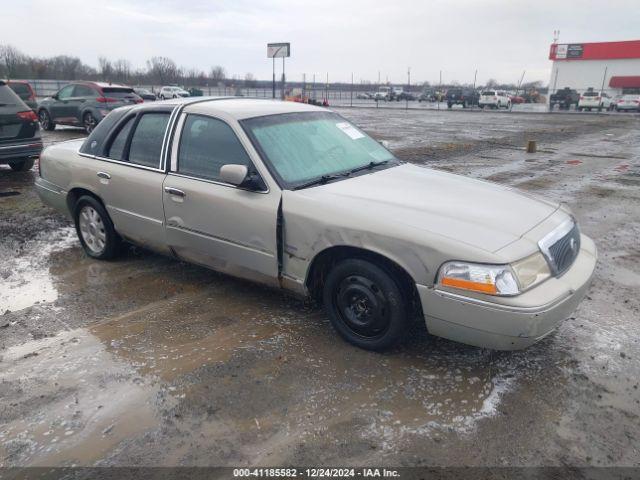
[177,114,252,181]
[128,113,170,168]
[73,85,98,98]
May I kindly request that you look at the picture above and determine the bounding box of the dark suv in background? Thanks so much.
[0,80,42,171]
[446,88,480,108]
[38,82,142,133]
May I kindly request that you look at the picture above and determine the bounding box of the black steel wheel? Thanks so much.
[323,258,409,351]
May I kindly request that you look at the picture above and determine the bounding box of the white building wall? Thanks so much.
[549,58,640,96]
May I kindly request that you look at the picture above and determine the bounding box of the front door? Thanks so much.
[50,84,76,123]
[93,111,170,253]
[162,113,280,285]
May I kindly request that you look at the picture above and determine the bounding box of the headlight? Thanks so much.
[438,253,552,297]
[438,261,519,296]
[511,252,551,290]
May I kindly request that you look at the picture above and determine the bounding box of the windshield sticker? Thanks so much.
[336,122,365,140]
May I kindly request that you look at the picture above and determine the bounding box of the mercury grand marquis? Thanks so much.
[35,98,597,351]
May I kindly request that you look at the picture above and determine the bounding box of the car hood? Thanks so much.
[289,163,559,253]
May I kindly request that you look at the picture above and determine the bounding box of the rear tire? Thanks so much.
[9,159,35,172]
[38,109,55,131]
[322,258,409,351]
[83,112,97,133]
[74,195,120,260]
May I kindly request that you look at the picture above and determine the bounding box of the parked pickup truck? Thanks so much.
[36,98,596,351]
[550,88,580,110]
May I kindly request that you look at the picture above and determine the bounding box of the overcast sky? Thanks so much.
[2,0,639,85]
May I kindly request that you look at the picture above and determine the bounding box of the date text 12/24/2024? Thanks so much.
[233,468,400,478]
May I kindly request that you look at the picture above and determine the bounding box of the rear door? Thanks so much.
[162,112,280,285]
[70,84,99,122]
[90,109,170,253]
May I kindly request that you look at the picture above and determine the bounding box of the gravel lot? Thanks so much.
[0,108,639,469]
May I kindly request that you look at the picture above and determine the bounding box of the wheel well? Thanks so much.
[66,188,103,216]
[305,246,423,317]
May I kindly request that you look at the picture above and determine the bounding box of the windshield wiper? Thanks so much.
[293,172,350,190]
[348,160,390,175]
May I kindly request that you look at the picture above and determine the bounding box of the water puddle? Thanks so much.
[0,227,78,313]
[0,329,160,466]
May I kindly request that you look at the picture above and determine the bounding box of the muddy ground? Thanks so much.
[0,109,639,469]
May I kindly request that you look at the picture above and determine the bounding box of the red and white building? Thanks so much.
[549,39,640,95]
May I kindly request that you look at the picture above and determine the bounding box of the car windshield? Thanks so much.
[103,87,135,98]
[583,92,598,97]
[9,83,31,97]
[482,91,496,96]
[242,111,396,188]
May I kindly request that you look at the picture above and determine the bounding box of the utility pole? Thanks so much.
[281,55,286,100]
[472,69,478,110]
[438,70,442,110]
[350,72,353,107]
[406,67,411,110]
[272,56,276,99]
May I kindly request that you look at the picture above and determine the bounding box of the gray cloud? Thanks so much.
[3,0,639,85]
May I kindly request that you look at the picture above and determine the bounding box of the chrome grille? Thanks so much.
[538,219,581,276]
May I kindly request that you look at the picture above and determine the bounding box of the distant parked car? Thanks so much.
[578,90,614,111]
[374,86,392,101]
[159,86,190,99]
[7,80,38,111]
[549,88,580,111]
[356,92,372,99]
[509,95,525,104]
[187,87,204,97]
[0,80,42,171]
[446,88,479,108]
[38,82,142,133]
[613,94,640,112]
[133,87,157,101]
[479,90,511,109]
[418,89,438,102]
[396,91,416,101]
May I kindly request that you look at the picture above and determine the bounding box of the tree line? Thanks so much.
[0,44,257,87]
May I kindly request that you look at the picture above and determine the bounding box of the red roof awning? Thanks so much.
[609,76,640,88]
[550,40,640,61]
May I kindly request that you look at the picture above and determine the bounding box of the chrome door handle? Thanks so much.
[97,171,111,179]
[164,187,186,197]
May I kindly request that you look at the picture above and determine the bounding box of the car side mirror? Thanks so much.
[220,164,248,186]
[380,140,390,149]
[52,94,58,100]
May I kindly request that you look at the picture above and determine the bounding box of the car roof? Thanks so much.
[184,97,328,120]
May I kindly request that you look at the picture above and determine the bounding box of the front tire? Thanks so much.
[9,159,35,172]
[74,195,120,260]
[38,109,55,131]
[322,258,409,351]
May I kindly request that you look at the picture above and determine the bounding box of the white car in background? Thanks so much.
[578,91,614,111]
[159,86,190,100]
[614,94,640,112]
[479,90,511,109]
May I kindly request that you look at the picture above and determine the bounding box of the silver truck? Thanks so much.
[36,98,597,351]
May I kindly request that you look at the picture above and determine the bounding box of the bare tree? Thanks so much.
[146,56,178,85]
[485,78,498,88]
[98,56,113,81]
[209,65,226,84]
[244,72,257,88]
[113,59,132,83]
[0,44,24,78]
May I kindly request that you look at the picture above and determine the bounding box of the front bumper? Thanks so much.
[0,139,43,163]
[417,235,597,350]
